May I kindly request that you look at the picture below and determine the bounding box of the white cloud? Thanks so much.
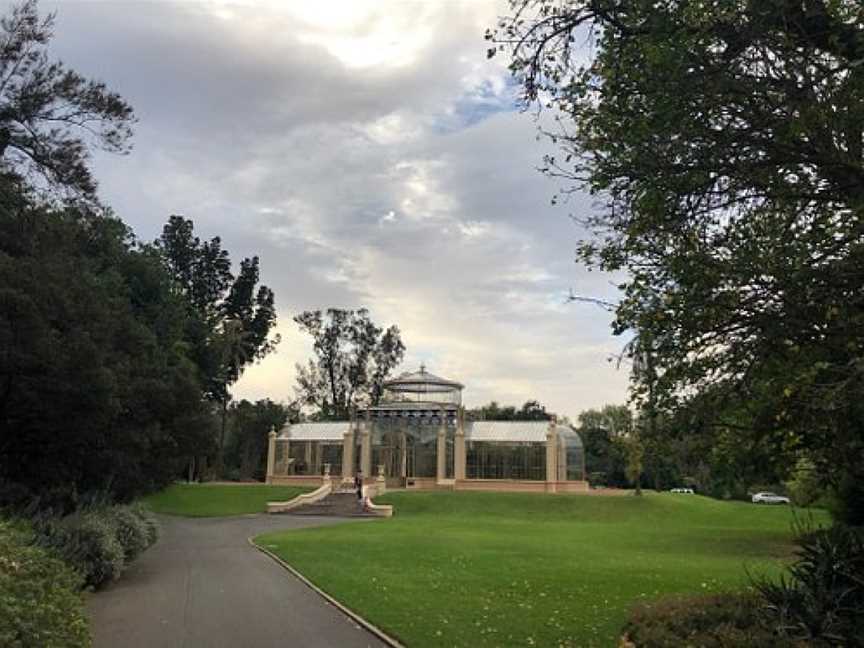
[35,0,630,419]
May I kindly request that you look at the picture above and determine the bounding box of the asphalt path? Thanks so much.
[87,514,388,648]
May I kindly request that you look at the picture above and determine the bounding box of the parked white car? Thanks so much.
[670,487,694,494]
[751,492,790,505]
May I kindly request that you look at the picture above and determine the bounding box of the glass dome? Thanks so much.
[381,365,463,406]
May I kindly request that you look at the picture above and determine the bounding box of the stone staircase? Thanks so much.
[287,491,380,517]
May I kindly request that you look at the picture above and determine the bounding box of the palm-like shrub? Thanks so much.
[754,525,864,645]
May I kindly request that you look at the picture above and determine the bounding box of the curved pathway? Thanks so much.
[87,514,387,648]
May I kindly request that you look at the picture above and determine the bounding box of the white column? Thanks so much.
[455,408,466,481]
[360,423,372,477]
[342,428,354,482]
[436,406,447,482]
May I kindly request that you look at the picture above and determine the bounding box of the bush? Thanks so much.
[0,519,90,647]
[38,510,125,589]
[129,502,160,547]
[753,524,864,645]
[35,503,159,589]
[620,592,793,647]
[108,506,150,562]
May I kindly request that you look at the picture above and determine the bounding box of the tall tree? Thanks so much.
[294,308,405,419]
[155,215,279,467]
[491,1,864,521]
[0,182,212,509]
[0,1,134,203]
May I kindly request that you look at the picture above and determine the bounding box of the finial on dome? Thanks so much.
[419,363,426,373]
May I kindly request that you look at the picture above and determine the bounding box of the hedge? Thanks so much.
[0,519,90,648]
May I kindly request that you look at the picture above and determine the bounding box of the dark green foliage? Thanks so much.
[466,399,552,421]
[785,461,828,508]
[492,1,864,519]
[0,188,214,508]
[154,215,279,472]
[224,399,295,480]
[294,308,405,419]
[578,404,635,488]
[753,525,864,645]
[0,519,90,648]
[622,593,791,648]
[0,1,134,203]
[825,476,864,527]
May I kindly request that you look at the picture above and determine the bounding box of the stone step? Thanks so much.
[287,492,371,517]
[290,510,380,518]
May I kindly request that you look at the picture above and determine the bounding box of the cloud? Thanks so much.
[32,0,630,419]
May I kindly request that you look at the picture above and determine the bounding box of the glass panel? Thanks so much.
[288,440,314,475]
[319,442,342,476]
[408,425,438,478]
[446,433,454,479]
[466,441,546,480]
[557,428,585,481]
[371,428,403,480]
[274,440,290,475]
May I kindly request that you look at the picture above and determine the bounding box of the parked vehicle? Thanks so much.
[751,492,790,505]
[670,487,694,494]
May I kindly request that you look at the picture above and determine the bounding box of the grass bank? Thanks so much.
[256,491,825,647]
[143,483,311,517]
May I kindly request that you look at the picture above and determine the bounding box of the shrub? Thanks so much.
[620,592,793,647]
[753,524,864,645]
[0,519,90,647]
[39,510,125,589]
[108,506,150,562]
[129,502,160,547]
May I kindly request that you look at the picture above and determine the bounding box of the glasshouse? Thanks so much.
[266,367,587,493]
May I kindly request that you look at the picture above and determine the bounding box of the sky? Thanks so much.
[32,0,629,420]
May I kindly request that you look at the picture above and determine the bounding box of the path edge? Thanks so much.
[248,537,406,648]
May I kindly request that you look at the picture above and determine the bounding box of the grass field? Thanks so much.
[256,491,825,647]
[143,483,311,517]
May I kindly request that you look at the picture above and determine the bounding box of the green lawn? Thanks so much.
[143,483,311,517]
[255,491,826,647]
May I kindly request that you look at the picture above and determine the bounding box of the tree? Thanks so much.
[0,180,212,510]
[577,405,632,488]
[491,1,864,522]
[224,399,296,480]
[467,399,553,421]
[294,308,405,419]
[0,1,134,203]
[154,215,279,470]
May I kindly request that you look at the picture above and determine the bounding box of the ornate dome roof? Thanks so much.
[383,364,463,394]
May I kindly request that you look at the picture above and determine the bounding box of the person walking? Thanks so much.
[354,471,363,502]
